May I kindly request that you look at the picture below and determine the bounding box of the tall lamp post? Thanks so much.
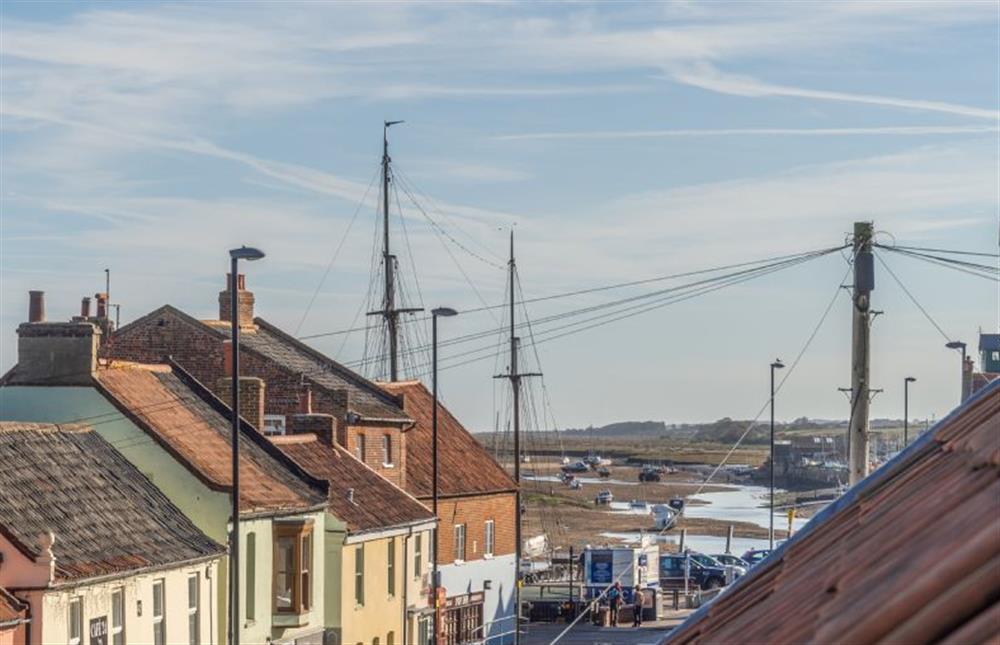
[903,377,916,447]
[228,246,265,645]
[944,341,967,403]
[431,306,458,645]
[769,358,785,551]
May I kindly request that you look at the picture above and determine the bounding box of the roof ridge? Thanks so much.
[252,317,406,411]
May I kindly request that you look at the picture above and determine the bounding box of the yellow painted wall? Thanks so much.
[339,527,433,645]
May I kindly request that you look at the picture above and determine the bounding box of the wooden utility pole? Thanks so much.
[849,221,875,485]
[495,232,540,645]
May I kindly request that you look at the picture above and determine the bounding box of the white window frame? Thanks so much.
[484,519,495,558]
[68,597,83,645]
[414,534,422,578]
[262,414,287,436]
[152,579,166,645]
[356,433,366,463]
[453,524,466,563]
[382,434,393,466]
[188,572,200,645]
[111,587,125,645]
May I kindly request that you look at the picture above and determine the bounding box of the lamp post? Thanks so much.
[944,341,967,403]
[228,246,265,645]
[769,358,785,551]
[431,306,457,645]
[903,377,916,447]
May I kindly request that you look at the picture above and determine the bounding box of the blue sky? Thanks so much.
[1,1,997,430]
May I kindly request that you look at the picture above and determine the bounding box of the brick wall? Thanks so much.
[430,492,516,564]
[344,424,406,488]
[214,376,266,430]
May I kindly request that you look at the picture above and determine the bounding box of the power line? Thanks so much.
[296,246,847,341]
[874,250,954,342]
[344,247,842,370]
[876,243,999,258]
[294,162,381,336]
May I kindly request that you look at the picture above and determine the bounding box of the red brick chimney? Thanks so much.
[28,291,45,323]
[215,375,266,430]
[298,384,313,414]
[80,297,92,318]
[218,273,255,327]
[288,413,336,445]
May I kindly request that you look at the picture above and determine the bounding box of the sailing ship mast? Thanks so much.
[369,120,421,382]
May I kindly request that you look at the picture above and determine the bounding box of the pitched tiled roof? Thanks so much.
[665,380,1000,644]
[93,363,327,515]
[270,434,436,535]
[0,587,28,624]
[0,422,225,584]
[379,381,517,498]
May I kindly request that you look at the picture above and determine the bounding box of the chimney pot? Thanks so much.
[28,291,45,323]
[81,297,92,318]
[95,293,108,319]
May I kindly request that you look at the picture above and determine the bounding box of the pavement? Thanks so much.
[522,611,692,645]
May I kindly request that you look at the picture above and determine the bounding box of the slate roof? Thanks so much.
[270,434,436,535]
[979,333,1000,352]
[93,362,327,515]
[664,379,1000,645]
[210,317,409,422]
[379,381,517,499]
[0,422,225,584]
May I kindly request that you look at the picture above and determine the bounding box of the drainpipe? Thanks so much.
[402,526,412,645]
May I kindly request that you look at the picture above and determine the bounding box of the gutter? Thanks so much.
[10,552,225,592]
[344,519,437,545]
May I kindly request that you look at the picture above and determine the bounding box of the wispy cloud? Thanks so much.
[669,65,1000,120]
[494,125,999,141]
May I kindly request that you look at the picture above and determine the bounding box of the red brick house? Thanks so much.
[108,274,411,489]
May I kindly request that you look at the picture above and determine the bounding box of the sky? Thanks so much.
[1,1,998,432]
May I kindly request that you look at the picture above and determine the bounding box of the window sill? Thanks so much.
[382,463,395,468]
[484,553,494,559]
[272,610,312,628]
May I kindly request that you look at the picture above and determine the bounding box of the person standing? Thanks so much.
[608,581,623,627]
[632,585,644,627]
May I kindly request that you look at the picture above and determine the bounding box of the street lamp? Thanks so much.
[945,341,967,403]
[903,377,916,447]
[769,359,785,551]
[431,306,458,645]
[228,246,264,645]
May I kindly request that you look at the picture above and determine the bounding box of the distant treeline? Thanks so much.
[475,416,908,446]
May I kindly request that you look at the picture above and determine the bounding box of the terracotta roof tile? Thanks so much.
[270,435,435,534]
[94,364,326,515]
[0,422,224,583]
[665,380,1000,645]
[379,381,516,498]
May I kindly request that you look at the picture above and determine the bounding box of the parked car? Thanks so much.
[594,490,614,505]
[711,554,751,569]
[741,549,772,567]
[638,466,662,482]
[561,460,589,473]
[659,554,727,590]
